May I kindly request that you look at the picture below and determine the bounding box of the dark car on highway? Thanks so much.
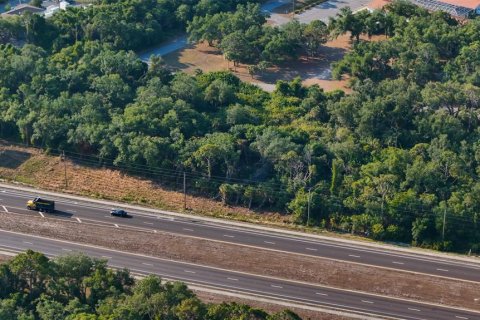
[110,209,128,217]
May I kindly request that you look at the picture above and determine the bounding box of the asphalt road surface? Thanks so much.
[1,229,479,320]
[1,186,480,284]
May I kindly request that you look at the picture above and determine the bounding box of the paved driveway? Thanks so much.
[295,0,372,23]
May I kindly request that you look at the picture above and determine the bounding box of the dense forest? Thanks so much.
[0,250,300,319]
[0,0,479,252]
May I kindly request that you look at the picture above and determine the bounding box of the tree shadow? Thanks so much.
[0,149,31,169]
[253,46,347,85]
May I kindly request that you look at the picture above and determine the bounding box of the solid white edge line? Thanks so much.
[0,228,479,317]
[3,182,477,266]
[1,208,480,286]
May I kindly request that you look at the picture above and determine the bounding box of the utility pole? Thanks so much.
[442,204,447,241]
[307,188,311,226]
[183,171,187,210]
[62,151,68,189]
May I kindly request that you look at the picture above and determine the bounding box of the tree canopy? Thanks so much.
[0,251,299,319]
[1,0,480,253]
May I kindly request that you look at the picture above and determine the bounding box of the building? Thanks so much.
[1,4,45,17]
[408,0,480,18]
[44,0,70,18]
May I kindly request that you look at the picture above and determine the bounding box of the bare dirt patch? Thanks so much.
[0,254,12,264]
[1,212,479,311]
[162,34,360,92]
[0,143,293,226]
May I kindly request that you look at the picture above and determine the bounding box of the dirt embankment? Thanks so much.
[0,144,291,226]
[1,212,479,311]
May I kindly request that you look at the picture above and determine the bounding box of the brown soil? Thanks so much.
[162,34,362,92]
[0,254,11,264]
[1,212,479,311]
[195,290,351,320]
[0,143,292,226]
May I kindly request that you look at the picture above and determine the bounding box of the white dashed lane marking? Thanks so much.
[306,247,317,251]
[39,212,45,218]
[184,270,196,274]
[2,206,8,212]
[227,277,238,281]
[348,254,360,258]
[183,228,194,232]
[76,218,82,223]
[455,316,469,319]
[437,268,449,272]
[264,241,276,245]
[114,224,119,228]
[223,235,235,238]
[316,292,328,296]
[361,300,374,304]
[271,285,283,289]
[142,263,153,266]
[408,308,421,312]
[392,261,404,265]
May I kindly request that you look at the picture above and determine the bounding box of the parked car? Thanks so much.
[110,209,128,217]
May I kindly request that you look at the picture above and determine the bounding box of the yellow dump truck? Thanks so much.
[26,197,55,213]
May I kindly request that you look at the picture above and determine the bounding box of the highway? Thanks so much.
[1,186,480,283]
[1,229,479,320]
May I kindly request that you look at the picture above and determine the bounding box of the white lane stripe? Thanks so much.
[361,300,374,304]
[349,254,360,258]
[306,247,318,251]
[184,270,196,274]
[392,261,404,265]
[437,268,449,272]
[264,241,276,245]
[39,212,45,218]
[408,308,421,311]
[2,188,479,270]
[183,228,194,231]
[271,285,283,288]
[227,277,238,281]
[223,235,235,238]
[142,263,153,266]
[101,256,112,259]
[62,248,72,252]
[114,224,119,228]
[143,222,154,225]
[455,316,469,319]
[316,292,328,296]
[2,205,8,212]
[76,218,82,223]
[23,241,32,245]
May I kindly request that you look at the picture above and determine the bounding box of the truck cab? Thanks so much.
[27,197,55,213]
